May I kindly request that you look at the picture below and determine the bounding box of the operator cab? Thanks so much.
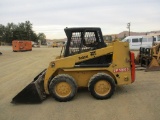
[62,27,112,65]
[64,27,106,57]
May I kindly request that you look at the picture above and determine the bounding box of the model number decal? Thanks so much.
[113,68,129,73]
[90,51,96,56]
[79,55,88,60]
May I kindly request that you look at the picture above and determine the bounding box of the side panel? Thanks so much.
[12,40,32,51]
[19,41,25,51]
[44,41,134,94]
[12,40,20,51]
[25,41,32,51]
[44,46,114,94]
[130,38,141,50]
[112,41,133,85]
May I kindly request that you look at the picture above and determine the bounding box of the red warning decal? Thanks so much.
[113,68,129,73]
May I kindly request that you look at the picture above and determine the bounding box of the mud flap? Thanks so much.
[11,69,47,104]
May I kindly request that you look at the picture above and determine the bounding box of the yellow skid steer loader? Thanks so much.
[12,27,135,103]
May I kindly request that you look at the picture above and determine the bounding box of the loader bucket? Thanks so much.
[12,69,47,104]
[145,58,160,72]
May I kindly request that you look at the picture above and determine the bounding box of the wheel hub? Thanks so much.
[55,82,71,97]
[94,80,111,96]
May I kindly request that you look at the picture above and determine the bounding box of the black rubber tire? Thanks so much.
[88,73,115,100]
[49,74,77,102]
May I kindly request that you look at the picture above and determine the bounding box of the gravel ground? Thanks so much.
[0,46,160,120]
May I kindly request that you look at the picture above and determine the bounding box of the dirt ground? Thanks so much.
[0,46,160,120]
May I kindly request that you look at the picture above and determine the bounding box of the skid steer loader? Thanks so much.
[12,27,135,103]
[135,43,160,71]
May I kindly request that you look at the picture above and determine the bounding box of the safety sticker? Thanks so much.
[113,68,129,73]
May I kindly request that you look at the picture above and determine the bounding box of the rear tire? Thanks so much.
[88,73,115,99]
[49,74,77,102]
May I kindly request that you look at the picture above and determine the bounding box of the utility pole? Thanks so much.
[127,23,131,36]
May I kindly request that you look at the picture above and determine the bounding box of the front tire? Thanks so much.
[88,73,115,99]
[49,74,77,102]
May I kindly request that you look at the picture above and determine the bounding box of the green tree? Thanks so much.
[38,33,46,44]
[30,32,38,42]
[14,21,31,40]
[0,21,46,43]
[0,24,6,42]
[0,23,16,43]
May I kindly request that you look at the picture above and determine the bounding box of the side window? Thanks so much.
[84,32,97,46]
[68,32,97,55]
[139,38,142,42]
[148,38,153,42]
[142,38,147,42]
[132,38,139,43]
[69,32,82,55]
[71,32,81,48]
[82,32,97,51]
[153,37,156,41]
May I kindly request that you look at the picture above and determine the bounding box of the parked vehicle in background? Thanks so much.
[146,33,160,44]
[12,40,32,52]
[140,36,153,47]
[32,42,40,48]
[122,36,156,50]
[122,35,160,50]
[122,36,144,50]
[52,42,58,47]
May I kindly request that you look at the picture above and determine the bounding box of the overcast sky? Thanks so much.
[1,0,160,39]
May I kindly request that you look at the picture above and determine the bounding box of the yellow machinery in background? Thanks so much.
[135,43,160,71]
[12,27,135,103]
[52,42,58,47]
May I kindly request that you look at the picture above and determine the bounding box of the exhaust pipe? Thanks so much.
[11,69,47,104]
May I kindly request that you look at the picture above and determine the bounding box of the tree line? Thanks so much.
[0,21,46,44]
